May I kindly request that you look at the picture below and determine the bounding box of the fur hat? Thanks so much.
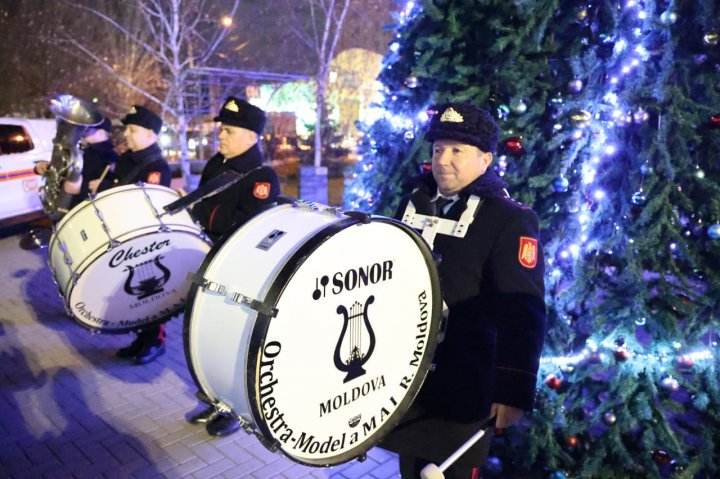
[213,97,266,134]
[424,102,499,153]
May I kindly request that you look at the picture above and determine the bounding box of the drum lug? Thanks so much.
[258,435,281,453]
[344,210,371,224]
[188,272,279,317]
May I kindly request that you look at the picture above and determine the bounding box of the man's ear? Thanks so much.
[483,151,494,168]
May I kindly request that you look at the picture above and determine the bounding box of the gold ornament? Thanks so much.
[703,32,719,46]
[570,109,592,127]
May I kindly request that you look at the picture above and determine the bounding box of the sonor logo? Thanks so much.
[312,261,394,300]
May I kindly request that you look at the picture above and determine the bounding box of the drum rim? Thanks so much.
[246,215,443,466]
[63,228,210,334]
[49,183,179,251]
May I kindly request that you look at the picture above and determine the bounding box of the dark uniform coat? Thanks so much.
[191,144,280,241]
[70,139,119,208]
[381,169,546,468]
[99,143,171,191]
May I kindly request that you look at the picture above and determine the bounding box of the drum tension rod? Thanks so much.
[187,273,278,318]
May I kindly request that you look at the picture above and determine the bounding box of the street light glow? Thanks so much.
[221,16,233,27]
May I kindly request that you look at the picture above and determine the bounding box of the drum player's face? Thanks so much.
[432,139,492,196]
[124,124,156,152]
[218,124,256,158]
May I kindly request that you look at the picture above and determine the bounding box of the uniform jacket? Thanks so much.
[381,169,546,466]
[191,144,280,241]
[99,143,171,191]
[70,140,119,208]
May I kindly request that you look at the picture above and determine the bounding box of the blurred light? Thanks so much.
[604,145,616,155]
[221,15,233,27]
[390,42,400,52]
[188,138,197,150]
[593,189,606,200]
[159,133,171,147]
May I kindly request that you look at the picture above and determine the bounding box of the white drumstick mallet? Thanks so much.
[420,416,496,479]
[90,165,111,195]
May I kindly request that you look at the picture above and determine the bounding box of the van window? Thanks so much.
[0,125,35,155]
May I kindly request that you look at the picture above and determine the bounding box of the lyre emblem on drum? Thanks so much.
[123,254,171,299]
[334,295,376,383]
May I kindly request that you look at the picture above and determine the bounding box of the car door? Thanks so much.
[0,120,51,221]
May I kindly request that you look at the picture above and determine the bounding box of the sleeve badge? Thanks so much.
[147,171,161,184]
[253,182,271,199]
[518,236,538,269]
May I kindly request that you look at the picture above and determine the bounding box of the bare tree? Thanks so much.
[285,0,352,168]
[57,0,240,186]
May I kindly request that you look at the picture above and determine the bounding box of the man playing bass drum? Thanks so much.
[187,97,281,437]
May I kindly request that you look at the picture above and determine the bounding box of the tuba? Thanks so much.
[39,94,103,218]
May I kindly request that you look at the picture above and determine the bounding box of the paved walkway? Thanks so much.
[0,228,400,479]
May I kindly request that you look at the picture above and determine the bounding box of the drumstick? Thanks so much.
[90,165,111,195]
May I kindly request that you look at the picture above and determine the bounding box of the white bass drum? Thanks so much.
[184,201,442,466]
[48,183,212,333]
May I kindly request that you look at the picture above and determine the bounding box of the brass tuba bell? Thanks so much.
[39,94,104,218]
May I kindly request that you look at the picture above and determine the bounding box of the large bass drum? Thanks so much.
[48,183,212,333]
[184,202,442,466]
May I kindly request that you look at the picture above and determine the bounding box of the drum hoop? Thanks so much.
[49,184,178,250]
[245,216,443,466]
[64,229,210,334]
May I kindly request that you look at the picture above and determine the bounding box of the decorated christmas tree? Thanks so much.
[345,0,720,477]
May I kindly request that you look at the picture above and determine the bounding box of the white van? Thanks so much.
[0,118,55,225]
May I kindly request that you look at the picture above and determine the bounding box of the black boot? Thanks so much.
[206,413,240,437]
[134,339,165,365]
[188,406,220,424]
[116,335,144,358]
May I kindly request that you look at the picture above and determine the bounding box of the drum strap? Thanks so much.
[187,272,278,318]
[401,195,483,248]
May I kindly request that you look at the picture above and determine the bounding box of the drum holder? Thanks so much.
[138,182,172,233]
[88,193,120,249]
[187,272,279,318]
[401,195,482,248]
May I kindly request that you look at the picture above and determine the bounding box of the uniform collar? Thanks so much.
[127,143,161,164]
[223,143,263,172]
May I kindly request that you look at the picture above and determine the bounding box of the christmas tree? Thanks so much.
[344,0,720,477]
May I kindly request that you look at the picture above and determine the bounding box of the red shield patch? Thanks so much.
[253,182,270,199]
[518,236,538,269]
[147,171,161,185]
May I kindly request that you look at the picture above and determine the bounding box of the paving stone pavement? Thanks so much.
[0,229,401,479]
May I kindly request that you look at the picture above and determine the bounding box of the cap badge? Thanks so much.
[225,99,239,112]
[440,107,464,123]
[130,106,137,114]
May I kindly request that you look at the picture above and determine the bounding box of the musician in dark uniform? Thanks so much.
[381,102,547,479]
[88,105,173,365]
[187,97,280,436]
[34,117,119,208]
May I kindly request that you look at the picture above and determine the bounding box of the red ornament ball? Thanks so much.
[711,114,720,129]
[676,355,694,368]
[545,374,562,390]
[652,449,671,465]
[614,348,629,361]
[565,436,578,448]
[503,137,524,155]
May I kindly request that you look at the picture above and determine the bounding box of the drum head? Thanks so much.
[68,230,211,333]
[186,210,441,466]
